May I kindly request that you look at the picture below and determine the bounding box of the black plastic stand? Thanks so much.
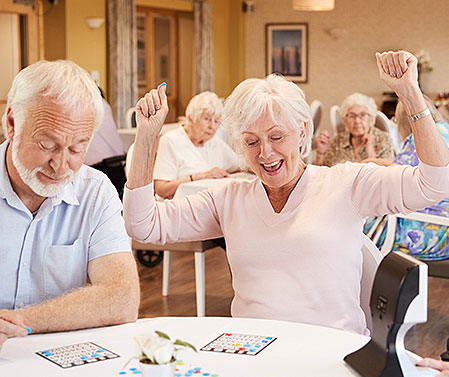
[344,252,435,377]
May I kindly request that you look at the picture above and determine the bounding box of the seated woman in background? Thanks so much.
[85,87,125,166]
[154,91,239,199]
[85,88,127,198]
[364,97,449,260]
[314,92,396,166]
[124,51,449,335]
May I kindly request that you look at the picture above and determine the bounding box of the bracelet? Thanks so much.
[408,107,431,122]
[189,174,194,181]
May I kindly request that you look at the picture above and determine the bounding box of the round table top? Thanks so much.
[0,316,369,377]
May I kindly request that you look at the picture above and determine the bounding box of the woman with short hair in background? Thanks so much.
[314,92,395,166]
[154,91,239,199]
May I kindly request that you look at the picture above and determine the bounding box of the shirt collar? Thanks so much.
[50,177,80,206]
[0,140,79,207]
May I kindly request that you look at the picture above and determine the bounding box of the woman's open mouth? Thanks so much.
[261,160,283,175]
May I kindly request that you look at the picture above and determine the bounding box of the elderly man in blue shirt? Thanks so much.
[0,60,139,351]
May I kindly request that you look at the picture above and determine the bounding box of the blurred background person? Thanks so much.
[364,97,449,261]
[154,91,239,199]
[85,88,126,198]
[85,88,124,166]
[314,92,395,166]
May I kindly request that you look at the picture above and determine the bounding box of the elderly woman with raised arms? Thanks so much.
[124,51,449,335]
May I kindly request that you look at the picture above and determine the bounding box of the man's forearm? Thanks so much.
[18,273,139,333]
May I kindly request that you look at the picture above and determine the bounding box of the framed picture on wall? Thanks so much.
[266,23,308,83]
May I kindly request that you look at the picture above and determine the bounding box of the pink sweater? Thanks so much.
[123,162,449,334]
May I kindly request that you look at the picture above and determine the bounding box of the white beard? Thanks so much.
[11,136,77,198]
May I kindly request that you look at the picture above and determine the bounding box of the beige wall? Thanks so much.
[43,0,66,61]
[229,0,246,91]
[43,0,106,94]
[245,0,449,133]
[209,0,231,97]
[178,11,194,115]
[65,0,107,94]
[209,0,246,98]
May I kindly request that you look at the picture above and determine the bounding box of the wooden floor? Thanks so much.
[137,248,449,359]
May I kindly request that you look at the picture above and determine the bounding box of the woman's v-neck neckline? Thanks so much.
[253,165,313,227]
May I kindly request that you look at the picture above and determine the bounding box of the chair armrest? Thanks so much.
[394,212,449,227]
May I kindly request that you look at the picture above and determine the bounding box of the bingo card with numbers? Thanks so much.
[36,341,120,368]
[200,333,276,355]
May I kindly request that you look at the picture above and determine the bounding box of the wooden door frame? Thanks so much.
[136,6,178,120]
[0,0,44,106]
[0,0,44,64]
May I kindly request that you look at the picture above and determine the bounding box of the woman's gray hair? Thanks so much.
[2,60,104,137]
[340,92,377,119]
[221,74,313,167]
[185,91,223,124]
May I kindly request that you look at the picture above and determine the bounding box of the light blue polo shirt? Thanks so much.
[0,141,131,310]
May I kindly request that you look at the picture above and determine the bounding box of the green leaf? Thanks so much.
[155,330,171,341]
[174,339,198,352]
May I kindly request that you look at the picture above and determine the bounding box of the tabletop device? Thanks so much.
[344,251,437,377]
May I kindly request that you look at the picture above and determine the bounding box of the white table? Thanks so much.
[0,317,370,377]
[174,172,256,199]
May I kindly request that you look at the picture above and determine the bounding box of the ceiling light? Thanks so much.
[292,0,335,11]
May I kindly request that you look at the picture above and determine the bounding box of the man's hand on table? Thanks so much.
[0,310,29,351]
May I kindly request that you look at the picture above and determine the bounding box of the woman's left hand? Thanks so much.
[362,131,376,158]
[375,51,419,97]
[315,130,331,154]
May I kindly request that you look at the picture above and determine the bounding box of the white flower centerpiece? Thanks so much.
[130,330,197,377]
